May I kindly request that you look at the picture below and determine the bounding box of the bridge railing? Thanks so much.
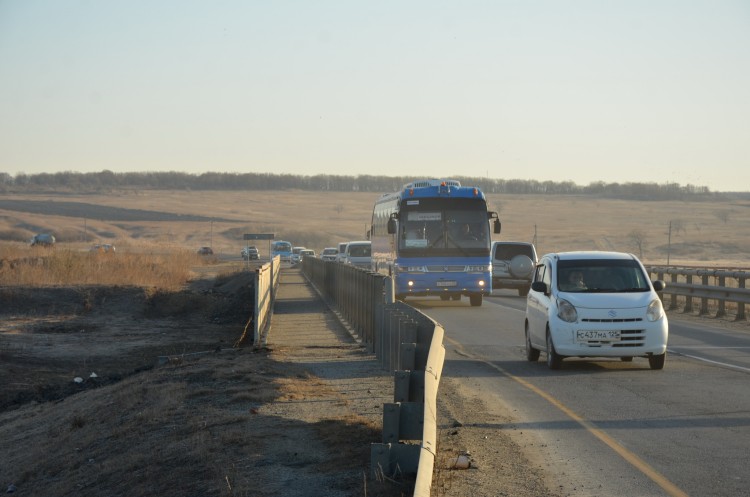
[253,255,280,346]
[301,257,444,497]
[646,266,750,321]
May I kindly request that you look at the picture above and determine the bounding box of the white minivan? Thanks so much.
[336,242,348,263]
[344,241,371,269]
[525,251,668,370]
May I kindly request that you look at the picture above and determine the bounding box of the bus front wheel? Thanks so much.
[469,294,483,307]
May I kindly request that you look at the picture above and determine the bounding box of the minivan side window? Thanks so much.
[542,263,552,287]
[533,263,546,284]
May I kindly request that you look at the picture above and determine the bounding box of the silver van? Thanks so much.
[491,241,537,296]
[344,241,371,269]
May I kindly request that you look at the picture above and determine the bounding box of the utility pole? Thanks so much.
[666,221,672,265]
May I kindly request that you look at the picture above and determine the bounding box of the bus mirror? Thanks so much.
[494,219,501,234]
[366,229,371,240]
[387,218,397,234]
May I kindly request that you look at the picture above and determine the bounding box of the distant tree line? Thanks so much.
[0,170,730,201]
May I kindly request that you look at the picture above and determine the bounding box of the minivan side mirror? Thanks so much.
[531,281,547,294]
[652,280,666,292]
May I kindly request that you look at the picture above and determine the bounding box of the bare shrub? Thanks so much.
[628,230,647,259]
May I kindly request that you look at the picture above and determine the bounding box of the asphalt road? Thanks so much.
[409,290,750,497]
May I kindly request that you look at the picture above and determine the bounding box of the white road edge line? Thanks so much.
[668,348,750,373]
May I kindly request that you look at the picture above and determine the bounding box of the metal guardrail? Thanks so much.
[301,257,444,496]
[646,266,750,321]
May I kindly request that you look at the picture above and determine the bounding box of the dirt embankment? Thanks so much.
[0,268,415,497]
[0,272,254,411]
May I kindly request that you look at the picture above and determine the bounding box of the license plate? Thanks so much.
[436,281,457,287]
[576,330,621,342]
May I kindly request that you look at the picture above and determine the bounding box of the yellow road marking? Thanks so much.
[446,336,690,497]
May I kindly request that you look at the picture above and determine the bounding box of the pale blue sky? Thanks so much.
[1,1,748,191]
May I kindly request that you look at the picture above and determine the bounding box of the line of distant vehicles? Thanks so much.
[260,240,372,267]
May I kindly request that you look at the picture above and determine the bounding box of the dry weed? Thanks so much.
[0,246,200,290]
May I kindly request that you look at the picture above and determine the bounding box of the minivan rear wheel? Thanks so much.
[525,324,540,362]
[546,330,563,370]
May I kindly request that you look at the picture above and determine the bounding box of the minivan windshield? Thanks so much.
[557,259,650,293]
[348,244,371,257]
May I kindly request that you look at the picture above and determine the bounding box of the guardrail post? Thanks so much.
[737,277,746,321]
[684,274,694,313]
[399,321,418,370]
[384,276,395,304]
[669,273,679,310]
[716,275,727,318]
[699,273,710,315]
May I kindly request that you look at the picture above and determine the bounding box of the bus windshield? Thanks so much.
[398,200,490,256]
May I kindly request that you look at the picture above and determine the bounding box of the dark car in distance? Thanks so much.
[242,246,259,260]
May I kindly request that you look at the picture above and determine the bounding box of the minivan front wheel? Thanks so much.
[649,352,666,370]
[546,330,563,370]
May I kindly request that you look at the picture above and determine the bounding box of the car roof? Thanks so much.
[347,240,370,245]
[544,251,638,261]
[492,241,534,246]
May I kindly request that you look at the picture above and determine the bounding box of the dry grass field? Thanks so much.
[1,189,748,267]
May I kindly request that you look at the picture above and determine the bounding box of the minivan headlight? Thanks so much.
[557,298,578,323]
[647,298,664,322]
